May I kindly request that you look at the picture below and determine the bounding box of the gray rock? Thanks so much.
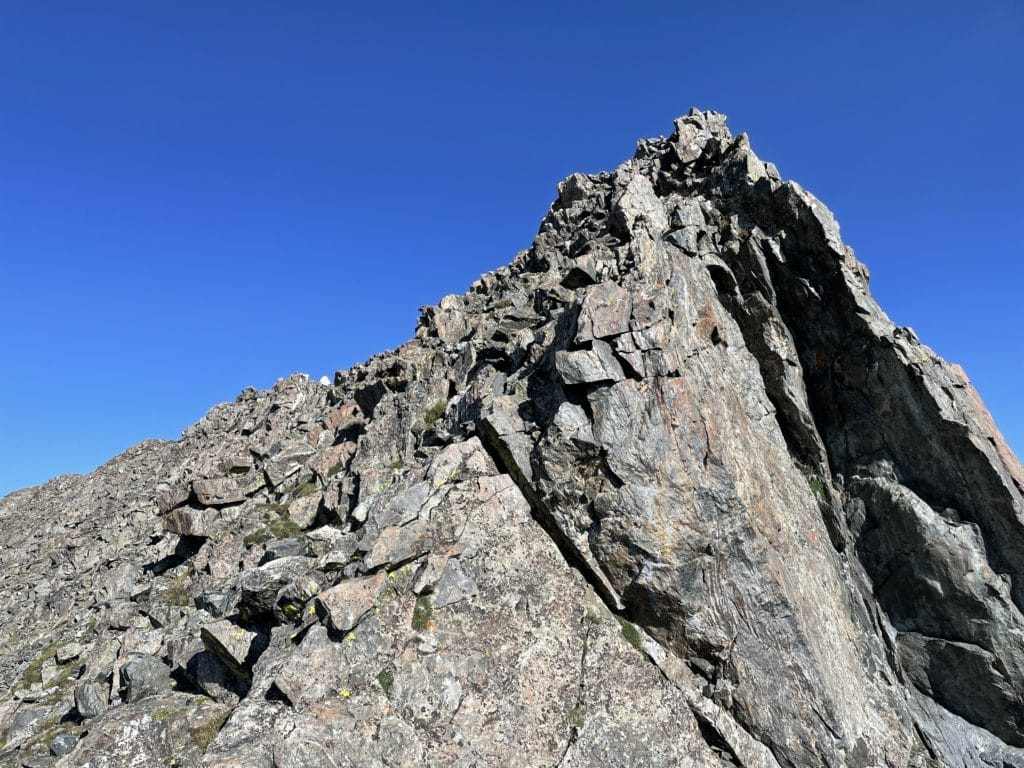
[555,339,625,385]
[155,483,191,514]
[258,537,308,563]
[431,558,477,608]
[119,654,171,703]
[74,681,107,719]
[237,556,315,622]
[192,478,247,507]
[48,733,76,757]
[54,692,229,768]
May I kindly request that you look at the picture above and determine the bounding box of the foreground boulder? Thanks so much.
[2,109,1023,767]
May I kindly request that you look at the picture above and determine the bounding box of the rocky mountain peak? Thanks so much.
[2,110,1023,767]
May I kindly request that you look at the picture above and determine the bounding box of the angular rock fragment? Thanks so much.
[314,572,386,633]
[238,556,316,622]
[555,340,625,385]
[192,477,247,507]
[200,620,263,685]
[163,506,210,537]
[362,522,429,571]
[119,653,171,703]
[49,732,77,756]
[74,682,107,719]
[431,558,477,608]
[155,483,191,514]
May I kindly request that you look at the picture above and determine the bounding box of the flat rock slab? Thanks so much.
[54,692,229,768]
[192,478,248,507]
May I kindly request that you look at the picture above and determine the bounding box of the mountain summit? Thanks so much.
[3,110,1023,767]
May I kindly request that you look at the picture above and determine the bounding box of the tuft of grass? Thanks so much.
[17,638,62,689]
[615,616,644,653]
[257,502,289,515]
[267,516,303,539]
[411,597,434,631]
[244,506,304,547]
[422,400,447,429]
[243,528,271,548]
[290,480,319,499]
[18,713,66,754]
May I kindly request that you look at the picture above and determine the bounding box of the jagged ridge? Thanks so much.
[2,109,1023,768]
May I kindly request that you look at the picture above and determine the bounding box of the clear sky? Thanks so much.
[1,1,1021,498]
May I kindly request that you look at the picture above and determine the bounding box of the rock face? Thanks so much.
[2,109,1023,767]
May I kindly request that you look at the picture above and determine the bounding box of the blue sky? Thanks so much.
[1,1,1021,497]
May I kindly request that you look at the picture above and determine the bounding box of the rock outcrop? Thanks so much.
[2,109,1023,767]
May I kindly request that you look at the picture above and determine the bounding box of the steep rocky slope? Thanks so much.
[3,110,1023,767]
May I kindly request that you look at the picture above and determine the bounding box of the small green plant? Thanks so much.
[422,400,447,429]
[244,506,303,547]
[567,703,587,728]
[799,463,827,502]
[615,615,644,653]
[18,713,65,754]
[267,515,303,539]
[376,667,394,695]
[411,596,434,631]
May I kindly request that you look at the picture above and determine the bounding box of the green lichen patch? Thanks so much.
[411,596,434,631]
[154,707,185,722]
[376,667,394,695]
[568,703,587,728]
[280,601,303,622]
[190,709,229,752]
